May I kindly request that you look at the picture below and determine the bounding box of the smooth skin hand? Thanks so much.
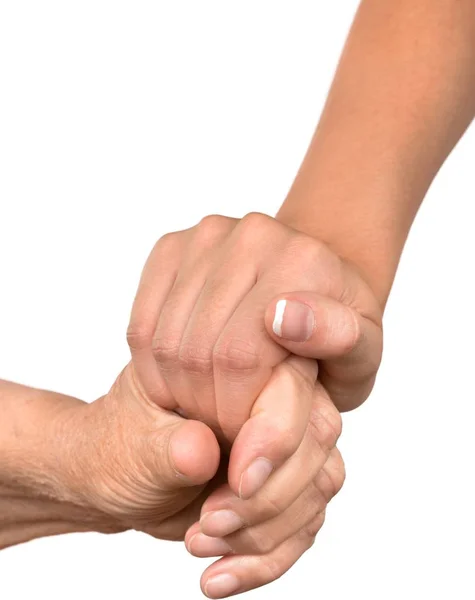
[128,213,383,488]
[128,213,383,422]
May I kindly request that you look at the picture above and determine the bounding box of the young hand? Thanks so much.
[127,212,382,498]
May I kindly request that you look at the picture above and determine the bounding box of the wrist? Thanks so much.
[0,380,119,549]
[277,174,416,308]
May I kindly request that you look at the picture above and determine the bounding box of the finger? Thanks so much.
[199,390,340,538]
[210,223,342,443]
[185,447,344,558]
[228,455,338,555]
[266,291,382,368]
[185,519,233,557]
[199,513,325,598]
[128,414,221,532]
[226,354,318,500]
[145,492,205,542]
[155,416,221,491]
[146,462,229,542]
[151,217,234,422]
[175,213,287,441]
[126,232,188,409]
[265,291,383,410]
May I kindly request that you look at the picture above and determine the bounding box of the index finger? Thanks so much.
[226,354,319,500]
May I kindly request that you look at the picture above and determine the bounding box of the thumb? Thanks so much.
[265,292,383,412]
[151,416,221,491]
[265,292,382,370]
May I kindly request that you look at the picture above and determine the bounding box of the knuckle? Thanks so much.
[259,554,285,583]
[333,465,346,495]
[279,430,301,458]
[178,343,214,375]
[313,465,343,504]
[196,214,234,242]
[308,405,342,449]
[126,323,151,351]
[213,337,261,372]
[366,333,384,376]
[283,235,338,287]
[340,307,362,355]
[154,231,181,254]
[151,335,180,366]
[288,233,326,261]
[329,449,347,495]
[245,529,278,555]
[279,361,316,402]
[301,512,325,539]
[253,493,286,522]
[265,419,302,459]
[241,211,272,229]
[238,212,276,241]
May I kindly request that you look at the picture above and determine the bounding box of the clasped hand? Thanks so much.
[57,213,383,598]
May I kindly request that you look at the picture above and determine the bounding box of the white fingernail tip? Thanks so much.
[272,299,286,337]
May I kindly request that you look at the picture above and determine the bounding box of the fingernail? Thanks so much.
[239,457,274,500]
[200,510,244,538]
[205,573,240,599]
[188,533,232,557]
[272,299,315,342]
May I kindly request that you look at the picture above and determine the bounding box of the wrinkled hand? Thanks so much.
[188,445,344,599]
[70,362,221,541]
[59,359,344,598]
[184,359,346,598]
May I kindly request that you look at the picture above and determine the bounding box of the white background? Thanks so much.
[1,1,474,599]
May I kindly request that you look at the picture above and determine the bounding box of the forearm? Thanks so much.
[278,0,475,306]
[0,380,111,549]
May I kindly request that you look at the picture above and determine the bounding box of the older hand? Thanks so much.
[89,358,344,598]
[188,446,345,599]
[185,361,346,598]
[0,357,344,597]
[0,372,220,548]
[66,363,222,540]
